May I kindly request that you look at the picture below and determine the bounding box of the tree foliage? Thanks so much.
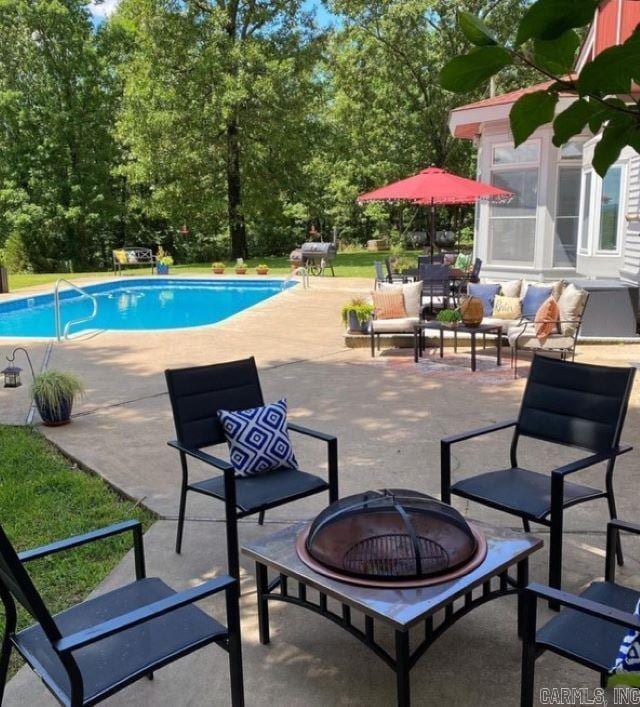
[0,0,533,271]
[440,0,640,177]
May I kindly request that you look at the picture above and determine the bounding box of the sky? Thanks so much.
[89,0,336,25]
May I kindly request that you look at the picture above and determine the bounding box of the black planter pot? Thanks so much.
[35,395,73,426]
[347,311,370,334]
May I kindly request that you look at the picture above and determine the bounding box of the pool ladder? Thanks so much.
[53,279,98,341]
[282,267,309,290]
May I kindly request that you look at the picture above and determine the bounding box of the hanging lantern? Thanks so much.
[2,364,22,388]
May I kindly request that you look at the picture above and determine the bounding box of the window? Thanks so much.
[579,171,592,252]
[598,166,622,252]
[489,167,538,264]
[493,142,540,165]
[553,167,581,267]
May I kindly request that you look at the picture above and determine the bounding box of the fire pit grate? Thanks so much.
[343,534,449,577]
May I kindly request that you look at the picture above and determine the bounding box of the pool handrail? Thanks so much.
[283,267,309,290]
[54,279,99,341]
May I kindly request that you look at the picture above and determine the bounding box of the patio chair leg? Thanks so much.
[370,332,375,357]
[0,587,16,704]
[606,461,624,566]
[175,452,189,554]
[377,334,381,352]
[522,518,530,533]
[226,583,245,707]
[520,591,537,707]
[258,510,265,526]
[548,475,564,609]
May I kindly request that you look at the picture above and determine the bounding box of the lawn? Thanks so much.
[0,426,155,677]
[7,250,420,291]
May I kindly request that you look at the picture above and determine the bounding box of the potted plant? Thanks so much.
[235,258,247,275]
[212,262,226,275]
[341,298,375,334]
[256,263,269,275]
[31,370,85,426]
[156,247,173,275]
[436,308,462,327]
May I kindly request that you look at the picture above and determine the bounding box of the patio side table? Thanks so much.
[414,321,503,371]
[242,522,542,707]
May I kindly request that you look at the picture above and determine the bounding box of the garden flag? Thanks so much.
[609,598,640,688]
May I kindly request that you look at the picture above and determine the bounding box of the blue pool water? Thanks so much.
[0,278,294,338]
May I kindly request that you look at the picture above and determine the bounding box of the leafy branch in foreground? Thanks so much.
[440,0,640,176]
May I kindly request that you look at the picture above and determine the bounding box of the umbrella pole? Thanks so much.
[430,198,436,263]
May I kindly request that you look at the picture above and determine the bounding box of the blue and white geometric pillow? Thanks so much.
[217,399,298,478]
[609,597,640,688]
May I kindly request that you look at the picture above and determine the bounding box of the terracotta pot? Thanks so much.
[256,268,269,275]
[235,268,247,275]
[212,267,225,274]
[459,296,484,327]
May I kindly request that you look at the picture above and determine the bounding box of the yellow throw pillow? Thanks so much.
[371,291,407,320]
[114,249,127,264]
[492,295,522,321]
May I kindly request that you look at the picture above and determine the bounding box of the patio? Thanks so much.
[3,276,640,705]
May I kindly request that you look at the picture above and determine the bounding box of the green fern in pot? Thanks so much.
[31,370,85,426]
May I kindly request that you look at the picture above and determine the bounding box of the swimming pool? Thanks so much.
[0,278,295,338]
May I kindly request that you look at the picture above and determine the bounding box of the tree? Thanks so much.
[320,0,533,240]
[440,0,640,176]
[117,0,323,259]
[0,0,122,271]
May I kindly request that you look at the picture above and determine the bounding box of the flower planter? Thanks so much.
[256,268,269,276]
[157,263,169,275]
[235,268,247,275]
[212,268,225,275]
[346,311,371,334]
[35,395,73,426]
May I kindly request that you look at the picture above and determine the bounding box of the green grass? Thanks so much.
[8,250,420,290]
[0,426,155,677]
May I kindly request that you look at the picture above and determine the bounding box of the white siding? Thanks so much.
[620,150,640,283]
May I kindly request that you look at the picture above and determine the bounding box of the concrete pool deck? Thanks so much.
[2,274,640,705]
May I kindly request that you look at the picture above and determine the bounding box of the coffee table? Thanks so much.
[242,522,541,706]
[414,321,503,370]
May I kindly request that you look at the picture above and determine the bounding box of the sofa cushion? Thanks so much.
[482,317,519,330]
[372,290,407,320]
[558,283,589,336]
[379,280,422,318]
[507,323,574,350]
[371,317,420,334]
[468,283,501,317]
[492,295,522,321]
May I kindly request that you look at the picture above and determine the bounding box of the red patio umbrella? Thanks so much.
[357,167,512,261]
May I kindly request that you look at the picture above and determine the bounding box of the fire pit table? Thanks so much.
[242,490,542,706]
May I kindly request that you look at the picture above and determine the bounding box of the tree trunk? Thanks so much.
[226,119,247,260]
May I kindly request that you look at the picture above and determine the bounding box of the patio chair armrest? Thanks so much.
[19,520,143,563]
[288,422,336,444]
[441,419,518,446]
[168,440,233,472]
[56,575,236,653]
[524,582,640,632]
[288,422,338,501]
[552,445,633,478]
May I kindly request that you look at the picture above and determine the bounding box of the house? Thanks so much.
[448,0,640,337]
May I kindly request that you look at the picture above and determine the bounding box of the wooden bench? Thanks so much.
[112,247,156,275]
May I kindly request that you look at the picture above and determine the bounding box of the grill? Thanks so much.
[289,242,337,276]
[297,489,486,588]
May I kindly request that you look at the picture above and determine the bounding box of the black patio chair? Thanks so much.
[418,262,450,314]
[441,355,634,597]
[373,261,386,289]
[165,357,339,579]
[0,519,244,706]
[384,258,406,285]
[521,519,640,705]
